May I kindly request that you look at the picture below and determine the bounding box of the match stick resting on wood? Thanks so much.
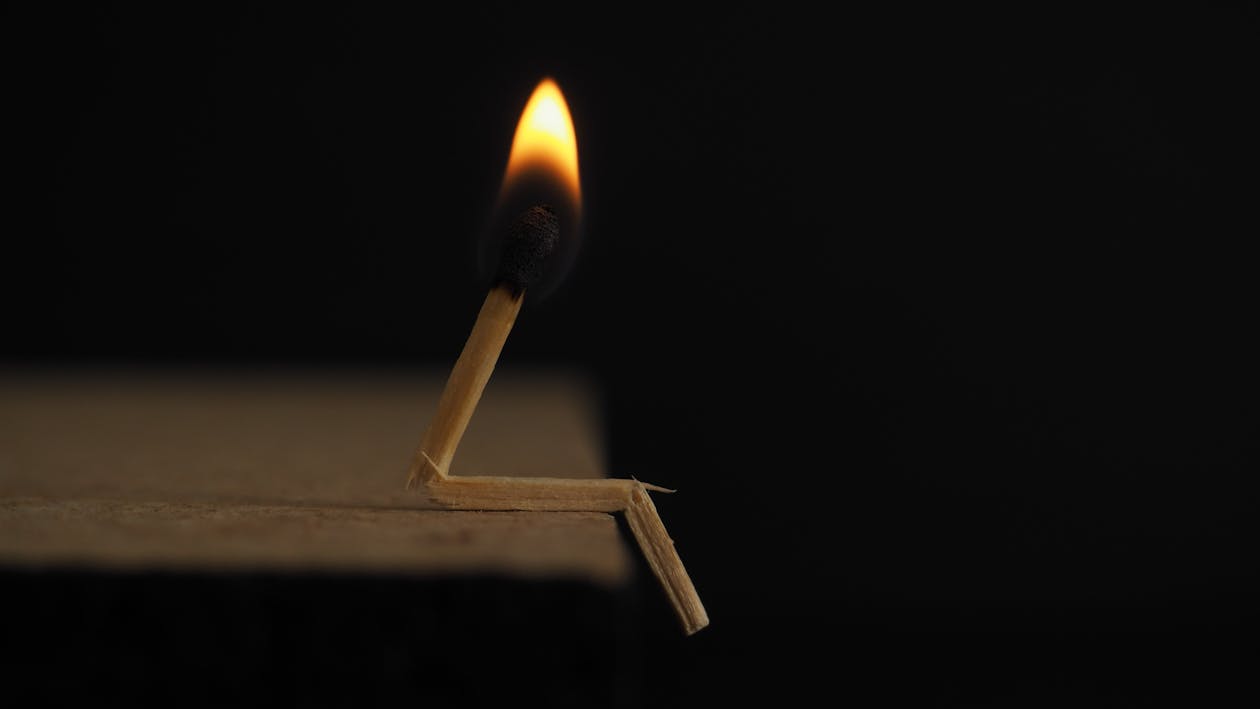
[413,453,708,635]
[406,205,555,483]
[406,205,709,635]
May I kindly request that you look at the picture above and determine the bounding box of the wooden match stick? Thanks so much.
[624,482,710,635]
[406,284,522,484]
[405,205,709,634]
[405,204,553,488]
[414,452,709,635]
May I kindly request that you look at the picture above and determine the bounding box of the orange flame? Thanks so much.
[503,78,581,205]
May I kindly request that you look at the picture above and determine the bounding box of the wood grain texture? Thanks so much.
[0,368,605,507]
[0,369,619,582]
[0,368,708,634]
[0,498,628,585]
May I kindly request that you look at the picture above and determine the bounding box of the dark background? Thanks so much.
[4,3,1258,705]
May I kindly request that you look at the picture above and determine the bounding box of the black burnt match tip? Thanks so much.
[496,204,559,293]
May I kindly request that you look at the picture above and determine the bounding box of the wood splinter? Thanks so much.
[406,205,708,635]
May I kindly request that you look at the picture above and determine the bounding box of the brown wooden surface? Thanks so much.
[0,368,628,585]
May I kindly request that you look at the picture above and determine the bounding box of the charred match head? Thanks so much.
[495,204,559,294]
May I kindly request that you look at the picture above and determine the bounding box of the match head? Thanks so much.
[496,204,559,293]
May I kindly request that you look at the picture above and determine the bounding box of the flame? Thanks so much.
[503,78,581,204]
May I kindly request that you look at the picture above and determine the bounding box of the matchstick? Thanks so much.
[625,482,710,635]
[406,205,554,488]
[406,284,522,483]
[405,204,708,634]
[416,450,708,634]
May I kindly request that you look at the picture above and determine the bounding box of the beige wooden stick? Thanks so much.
[412,453,709,634]
[624,482,710,635]
[423,471,643,512]
[407,284,523,488]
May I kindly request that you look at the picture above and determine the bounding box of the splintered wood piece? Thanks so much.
[416,454,709,635]
[426,475,636,512]
[415,452,672,512]
[624,483,709,636]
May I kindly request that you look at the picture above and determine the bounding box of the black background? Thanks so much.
[4,3,1259,705]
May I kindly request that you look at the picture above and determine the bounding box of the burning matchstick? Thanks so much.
[405,78,708,635]
[406,205,557,484]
